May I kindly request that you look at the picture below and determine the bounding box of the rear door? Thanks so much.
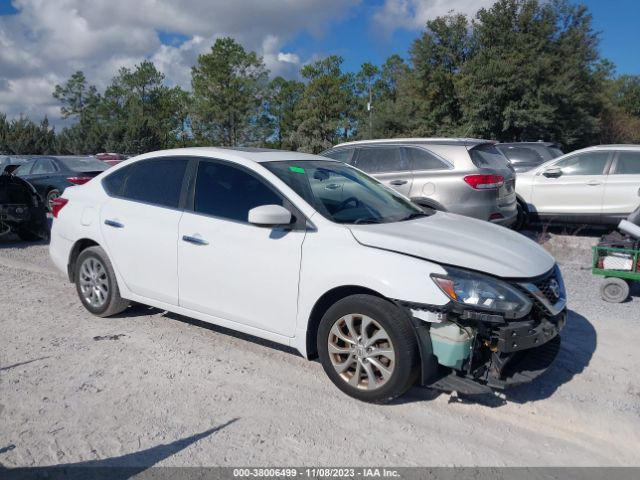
[603,150,640,219]
[402,146,452,201]
[353,146,412,197]
[100,157,190,305]
[531,151,611,218]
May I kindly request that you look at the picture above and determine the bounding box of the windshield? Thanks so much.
[263,160,425,224]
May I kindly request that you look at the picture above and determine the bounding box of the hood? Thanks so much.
[348,212,555,279]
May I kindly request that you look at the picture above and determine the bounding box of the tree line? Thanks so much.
[1,0,640,157]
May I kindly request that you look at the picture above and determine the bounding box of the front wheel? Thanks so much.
[600,277,630,303]
[317,294,419,403]
[75,246,129,317]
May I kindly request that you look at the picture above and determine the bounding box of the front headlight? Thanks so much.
[431,266,533,319]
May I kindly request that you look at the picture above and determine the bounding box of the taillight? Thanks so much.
[67,176,92,185]
[51,197,68,218]
[463,174,505,190]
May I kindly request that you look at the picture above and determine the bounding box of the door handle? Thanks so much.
[390,180,408,186]
[182,235,209,246]
[324,183,341,190]
[104,219,124,228]
[586,180,602,186]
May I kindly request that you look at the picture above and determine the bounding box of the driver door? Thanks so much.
[531,151,611,218]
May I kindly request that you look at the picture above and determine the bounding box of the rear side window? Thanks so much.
[355,147,405,173]
[613,151,640,174]
[102,158,188,209]
[553,152,609,176]
[469,144,510,169]
[194,161,283,222]
[404,147,449,170]
[322,148,355,164]
[31,159,57,174]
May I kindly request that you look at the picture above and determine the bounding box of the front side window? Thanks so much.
[264,160,424,224]
[355,147,405,174]
[194,161,283,222]
[554,152,609,176]
[102,158,188,209]
[613,151,640,174]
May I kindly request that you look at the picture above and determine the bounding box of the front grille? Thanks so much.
[515,266,566,317]
[535,273,562,304]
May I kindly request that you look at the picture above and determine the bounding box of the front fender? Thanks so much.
[293,226,449,356]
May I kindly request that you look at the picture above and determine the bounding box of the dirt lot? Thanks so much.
[1,230,639,467]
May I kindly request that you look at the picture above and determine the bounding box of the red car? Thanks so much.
[95,153,127,167]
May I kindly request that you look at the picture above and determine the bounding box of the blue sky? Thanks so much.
[0,0,638,123]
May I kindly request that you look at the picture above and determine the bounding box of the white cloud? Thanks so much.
[373,0,496,32]
[0,0,360,125]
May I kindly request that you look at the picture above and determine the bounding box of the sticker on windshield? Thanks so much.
[289,166,305,174]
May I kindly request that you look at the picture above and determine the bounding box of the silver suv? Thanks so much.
[322,138,517,226]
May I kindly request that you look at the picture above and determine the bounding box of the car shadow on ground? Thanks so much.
[0,419,238,479]
[392,310,597,408]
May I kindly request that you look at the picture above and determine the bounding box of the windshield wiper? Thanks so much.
[353,217,383,225]
[400,212,429,221]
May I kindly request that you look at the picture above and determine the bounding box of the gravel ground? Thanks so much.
[0,230,639,467]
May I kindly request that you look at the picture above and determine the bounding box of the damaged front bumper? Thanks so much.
[399,267,568,395]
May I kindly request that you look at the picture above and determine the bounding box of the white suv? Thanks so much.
[516,145,640,226]
[50,148,567,402]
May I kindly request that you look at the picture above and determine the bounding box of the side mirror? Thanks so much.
[248,204,292,227]
[542,166,562,178]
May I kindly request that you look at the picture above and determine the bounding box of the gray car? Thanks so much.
[321,138,517,226]
[496,142,564,173]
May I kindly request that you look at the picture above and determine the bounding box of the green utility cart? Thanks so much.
[592,244,640,303]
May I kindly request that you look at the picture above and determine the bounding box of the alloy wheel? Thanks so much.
[79,257,109,308]
[327,313,396,390]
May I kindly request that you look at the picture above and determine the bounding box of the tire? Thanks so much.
[317,294,419,403]
[600,277,630,303]
[75,246,129,317]
[46,189,61,212]
[514,201,528,231]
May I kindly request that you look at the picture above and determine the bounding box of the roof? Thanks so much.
[333,138,495,148]
[498,141,560,147]
[585,144,640,150]
[129,147,326,164]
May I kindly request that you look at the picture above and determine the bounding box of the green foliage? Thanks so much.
[191,37,269,146]
[293,55,355,153]
[265,76,305,149]
[457,0,605,148]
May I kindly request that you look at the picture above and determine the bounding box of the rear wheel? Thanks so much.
[317,294,418,403]
[75,246,129,317]
[600,277,630,303]
[45,189,61,212]
[514,201,528,230]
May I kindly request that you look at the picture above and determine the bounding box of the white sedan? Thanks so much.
[49,147,566,402]
[516,145,640,226]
